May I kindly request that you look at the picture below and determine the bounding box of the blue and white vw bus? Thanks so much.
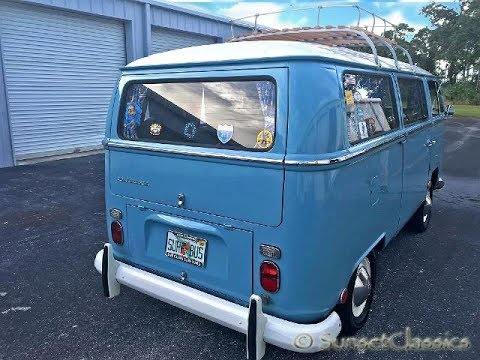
[94,23,448,359]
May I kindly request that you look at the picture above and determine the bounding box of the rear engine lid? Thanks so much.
[122,205,253,304]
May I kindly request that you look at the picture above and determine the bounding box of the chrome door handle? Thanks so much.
[430,140,436,145]
[425,140,433,147]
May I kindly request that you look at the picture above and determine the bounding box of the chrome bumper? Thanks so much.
[95,244,341,359]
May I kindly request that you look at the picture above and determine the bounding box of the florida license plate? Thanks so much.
[165,231,207,267]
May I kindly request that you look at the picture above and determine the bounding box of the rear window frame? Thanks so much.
[116,76,278,152]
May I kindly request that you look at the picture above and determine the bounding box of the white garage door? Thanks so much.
[0,2,126,160]
[151,27,217,54]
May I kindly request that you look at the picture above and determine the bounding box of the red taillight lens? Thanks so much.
[111,221,123,245]
[260,261,280,293]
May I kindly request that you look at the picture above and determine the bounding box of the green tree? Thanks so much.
[409,28,436,74]
[382,23,436,74]
[422,0,480,85]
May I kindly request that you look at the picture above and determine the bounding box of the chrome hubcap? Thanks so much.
[352,257,372,318]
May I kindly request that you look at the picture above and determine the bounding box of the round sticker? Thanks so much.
[150,123,162,136]
[256,129,274,149]
[345,75,356,85]
[184,122,197,139]
[354,91,362,102]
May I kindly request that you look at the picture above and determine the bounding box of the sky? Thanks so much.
[167,1,460,33]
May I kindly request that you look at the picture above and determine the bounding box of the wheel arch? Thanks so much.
[350,232,384,277]
[431,167,439,187]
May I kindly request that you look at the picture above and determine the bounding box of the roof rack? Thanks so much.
[228,5,415,73]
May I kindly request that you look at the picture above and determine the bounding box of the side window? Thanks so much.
[343,73,399,145]
[398,78,429,125]
[428,80,441,116]
[438,84,446,114]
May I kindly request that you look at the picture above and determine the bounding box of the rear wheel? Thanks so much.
[408,189,432,233]
[337,253,376,335]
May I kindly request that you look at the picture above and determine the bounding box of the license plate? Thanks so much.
[165,231,207,267]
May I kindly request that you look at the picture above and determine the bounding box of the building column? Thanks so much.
[143,3,152,57]
[0,36,14,167]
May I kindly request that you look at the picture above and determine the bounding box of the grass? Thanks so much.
[453,104,480,119]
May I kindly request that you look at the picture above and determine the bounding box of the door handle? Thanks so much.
[425,140,433,147]
[430,140,436,145]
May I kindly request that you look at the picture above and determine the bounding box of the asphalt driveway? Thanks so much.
[1,118,479,360]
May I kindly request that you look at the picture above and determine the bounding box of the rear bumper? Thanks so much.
[94,244,341,355]
[433,177,445,190]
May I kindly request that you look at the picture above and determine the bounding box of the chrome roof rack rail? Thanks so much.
[228,5,416,73]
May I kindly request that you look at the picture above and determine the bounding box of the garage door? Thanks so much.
[151,27,217,54]
[0,2,126,161]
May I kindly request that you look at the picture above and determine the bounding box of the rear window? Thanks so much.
[343,72,399,145]
[398,78,429,125]
[118,79,276,151]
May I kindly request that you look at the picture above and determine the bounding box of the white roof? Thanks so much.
[127,40,432,76]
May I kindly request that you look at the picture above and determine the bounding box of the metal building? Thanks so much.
[0,0,251,167]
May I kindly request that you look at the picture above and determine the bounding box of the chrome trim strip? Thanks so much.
[104,139,284,164]
[284,133,406,166]
[284,152,361,166]
[105,130,408,167]
[404,121,434,136]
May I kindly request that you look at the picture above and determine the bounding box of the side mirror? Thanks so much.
[446,104,455,116]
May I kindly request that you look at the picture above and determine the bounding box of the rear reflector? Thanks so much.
[111,221,124,245]
[109,208,123,220]
[259,244,281,259]
[260,261,280,293]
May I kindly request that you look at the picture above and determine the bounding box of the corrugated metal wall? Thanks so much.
[0,2,126,160]
[149,4,248,40]
[151,27,217,54]
[0,0,253,166]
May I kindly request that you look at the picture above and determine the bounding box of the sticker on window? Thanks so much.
[118,80,276,151]
[345,90,354,106]
[343,73,399,144]
[358,121,369,139]
[217,124,234,144]
[256,129,274,149]
[150,123,162,136]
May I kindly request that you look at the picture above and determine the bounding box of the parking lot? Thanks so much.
[0,118,479,360]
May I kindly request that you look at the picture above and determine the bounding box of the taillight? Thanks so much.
[260,261,280,293]
[111,221,124,245]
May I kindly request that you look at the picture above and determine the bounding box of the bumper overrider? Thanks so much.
[95,244,342,359]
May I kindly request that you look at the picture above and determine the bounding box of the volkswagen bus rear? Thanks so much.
[103,67,287,305]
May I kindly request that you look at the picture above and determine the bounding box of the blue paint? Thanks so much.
[104,54,445,324]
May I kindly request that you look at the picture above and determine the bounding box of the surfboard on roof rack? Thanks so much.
[228,4,415,73]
